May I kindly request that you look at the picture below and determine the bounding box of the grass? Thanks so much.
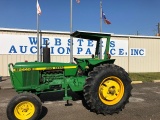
[129,72,160,82]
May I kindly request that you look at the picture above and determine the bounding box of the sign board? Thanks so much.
[130,48,145,56]
[109,40,128,56]
[0,34,145,56]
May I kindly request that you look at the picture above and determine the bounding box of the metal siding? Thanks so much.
[1,29,160,76]
[110,36,160,73]
[0,30,71,76]
[129,37,160,72]
[110,36,129,72]
[111,56,128,72]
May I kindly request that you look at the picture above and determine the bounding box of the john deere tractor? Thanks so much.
[7,31,132,120]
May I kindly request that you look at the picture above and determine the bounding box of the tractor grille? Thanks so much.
[22,71,39,86]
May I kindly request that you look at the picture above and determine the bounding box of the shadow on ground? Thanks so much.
[38,90,91,119]
[0,76,10,82]
[39,106,48,120]
[39,90,83,102]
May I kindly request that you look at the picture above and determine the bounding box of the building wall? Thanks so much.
[0,28,160,76]
[111,36,160,73]
[128,37,160,72]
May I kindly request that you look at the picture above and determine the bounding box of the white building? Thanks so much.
[0,28,160,76]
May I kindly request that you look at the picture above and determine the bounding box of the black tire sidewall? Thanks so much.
[7,94,42,120]
[90,66,131,111]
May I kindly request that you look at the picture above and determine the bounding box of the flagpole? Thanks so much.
[37,8,40,62]
[36,0,40,62]
[100,0,102,32]
[70,0,73,63]
[36,0,41,62]
[99,0,102,59]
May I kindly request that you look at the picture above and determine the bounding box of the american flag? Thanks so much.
[76,0,80,4]
[102,10,111,24]
[37,0,41,15]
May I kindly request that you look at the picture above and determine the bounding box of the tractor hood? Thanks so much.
[13,62,77,71]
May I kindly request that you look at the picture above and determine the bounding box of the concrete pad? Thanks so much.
[131,81,143,84]
[0,76,13,90]
[0,86,13,89]
[153,80,160,83]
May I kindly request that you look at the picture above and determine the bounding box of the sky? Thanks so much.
[0,0,160,36]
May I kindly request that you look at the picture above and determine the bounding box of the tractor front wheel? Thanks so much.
[83,64,132,115]
[7,92,42,120]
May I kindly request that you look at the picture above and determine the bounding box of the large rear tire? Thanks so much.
[83,64,132,115]
[7,92,42,120]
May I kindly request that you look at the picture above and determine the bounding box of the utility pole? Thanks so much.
[136,31,139,35]
[158,23,160,34]
[157,23,160,36]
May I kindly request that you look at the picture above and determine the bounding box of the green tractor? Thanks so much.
[7,31,132,120]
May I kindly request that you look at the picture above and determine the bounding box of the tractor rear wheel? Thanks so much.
[83,64,132,115]
[7,92,42,120]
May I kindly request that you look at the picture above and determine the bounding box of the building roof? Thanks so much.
[0,27,160,39]
[0,28,70,34]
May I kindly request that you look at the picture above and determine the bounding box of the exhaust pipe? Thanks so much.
[43,40,50,63]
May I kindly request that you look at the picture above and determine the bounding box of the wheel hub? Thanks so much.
[98,76,124,105]
[14,101,35,120]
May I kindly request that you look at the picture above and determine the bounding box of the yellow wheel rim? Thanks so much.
[98,76,124,105]
[14,101,35,120]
